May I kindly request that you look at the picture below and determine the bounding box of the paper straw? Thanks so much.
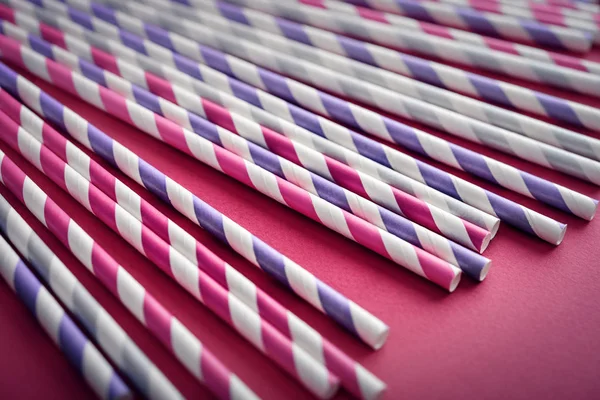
[9,1,600,135]
[418,0,600,33]
[0,94,385,400]
[196,0,600,129]
[298,0,595,51]
[496,1,600,23]
[295,0,600,75]
[0,194,183,400]
[4,28,495,274]
[0,37,463,293]
[501,0,600,13]
[0,107,340,399]
[0,152,258,400]
[8,3,572,246]
[0,27,495,271]
[274,0,600,85]
[0,62,391,354]
[0,6,501,247]
[32,0,599,223]
[0,234,131,400]
[133,0,600,165]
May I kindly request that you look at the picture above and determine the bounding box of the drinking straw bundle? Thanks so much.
[0,0,598,396]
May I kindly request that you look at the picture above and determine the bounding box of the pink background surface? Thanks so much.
[1,45,600,399]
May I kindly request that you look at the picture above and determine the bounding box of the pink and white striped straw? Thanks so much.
[0,108,341,399]
[0,89,386,400]
[0,149,259,400]
[0,36,463,291]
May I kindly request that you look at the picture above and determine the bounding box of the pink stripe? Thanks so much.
[195,244,229,288]
[532,10,567,26]
[468,2,501,13]
[260,322,301,383]
[0,111,20,148]
[99,88,135,126]
[198,272,233,324]
[89,161,117,200]
[140,226,173,278]
[420,23,455,39]
[260,126,302,166]
[298,0,326,8]
[213,147,254,187]
[256,292,292,338]
[39,23,67,50]
[154,116,192,156]
[344,213,390,260]
[88,185,119,233]
[277,179,322,223]
[483,37,520,55]
[201,98,237,133]
[415,251,457,290]
[45,200,72,261]
[0,91,23,122]
[356,7,390,24]
[45,58,78,97]
[91,47,120,76]
[0,4,16,23]
[39,145,68,193]
[140,201,170,246]
[324,157,368,198]
[200,350,232,400]
[145,72,177,104]
[550,52,587,71]
[0,35,26,68]
[0,157,26,205]
[143,295,174,350]
[42,123,68,162]
[323,343,361,398]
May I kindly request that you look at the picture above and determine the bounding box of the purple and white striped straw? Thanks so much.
[0,222,131,400]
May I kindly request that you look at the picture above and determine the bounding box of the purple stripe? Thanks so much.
[312,175,351,212]
[173,53,203,79]
[138,159,171,204]
[120,31,148,55]
[251,237,291,288]
[90,2,119,26]
[487,193,536,235]
[397,2,438,24]
[40,92,68,133]
[337,36,377,67]
[192,197,228,243]
[88,125,117,167]
[288,106,325,138]
[200,46,236,78]
[403,57,445,88]
[58,317,87,374]
[468,75,512,108]
[247,143,285,177]
[131,84,163,114]
[520,19,564,49]
[0,62,20,95]
[28,35,55,60]
[79,59,108,88]
[451,147,500,186]
[536,94,585,128]
[216,1,249,25]
[230,78,261,108]
[383,120,427,155]
[68,8,95,31]
[316,281,358,336]
[276,19,312,46]
[13,260,42,315]
[144,25,175,52]
[257,69,296,104]
[521,173,570,213]
[318,93,361,131]
[418,163,462,200]
[457,7,501,37]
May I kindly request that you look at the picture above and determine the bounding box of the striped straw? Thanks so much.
[29,0,599,223]
[9,1,600,135]
[0,26,494,275]
[488,0,600,23]
[0,89,385,400]
[0,149,259,400]
[134,0,600,164]
[0,232,131,400]
[6,2,572,246]
[3,24,495,268]
[265,0,600,88]
[0,62,391,354]
[299,0,595,51]
[195,0,600,129]
[0,193,184,400]
[0,5,501,245]
[0,103,340,399]
[502,0,600,13]
[419,0,600,34]
[0,36,463,292]
[290,0,600,75]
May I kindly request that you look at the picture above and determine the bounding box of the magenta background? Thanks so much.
[1,45,600,400]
